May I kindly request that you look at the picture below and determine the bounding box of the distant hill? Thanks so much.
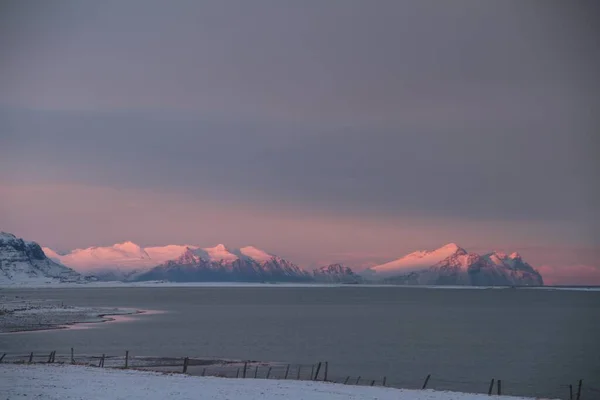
[313,264,363,283]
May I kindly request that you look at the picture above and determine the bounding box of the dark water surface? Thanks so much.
[1,286,599,398]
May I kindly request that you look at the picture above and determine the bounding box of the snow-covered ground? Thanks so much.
[0,295,140,333]
[0,364,547,400]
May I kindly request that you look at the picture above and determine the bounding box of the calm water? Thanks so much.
[1,286,599,398]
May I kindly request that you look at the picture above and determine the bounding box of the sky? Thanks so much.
[0,1,598,283]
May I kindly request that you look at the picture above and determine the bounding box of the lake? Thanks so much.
[1,286,599,399]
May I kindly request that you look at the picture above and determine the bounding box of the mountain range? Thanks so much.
[0,231,544,286]
[134,245,313,282]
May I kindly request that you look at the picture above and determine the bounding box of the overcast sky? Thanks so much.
[0,1,598,282]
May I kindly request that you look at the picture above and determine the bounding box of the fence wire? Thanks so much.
[0,350,595,399]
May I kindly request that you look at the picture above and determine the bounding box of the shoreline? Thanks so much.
[0,295,157,334]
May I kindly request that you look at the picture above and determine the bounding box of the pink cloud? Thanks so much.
[537,264,600,286]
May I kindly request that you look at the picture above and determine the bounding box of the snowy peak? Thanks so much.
[238,246,275,263]
[112,241,149,258]
[365,243,543,286]
[47,239,295,280]
[438,243,466,254]
[42,247,63,260]
[368,243,467,277]
[201,244,239,263]
[181,245,277,265]
[44,242,196,274]
[374,245,543,287]
[145,244,199,262]
[510,252,522,260]
[0,232,84,285]
[136,245,310,283]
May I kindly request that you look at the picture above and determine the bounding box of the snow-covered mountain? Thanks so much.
[313,264,363,284]
[364,243,543,286]
[43,242,198,280]
[134,244,312,282]
[0,232,84,285]
[364,243,464,278]
[39,238,544,286]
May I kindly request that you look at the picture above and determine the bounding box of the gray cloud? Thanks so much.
[1,0,599,247]
[1,106,597,226]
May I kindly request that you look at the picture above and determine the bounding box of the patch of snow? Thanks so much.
[0,364,543,400]
[145,245,199,262]
[238,246,275,263]
[41,247,63,261]
[199,244,240,263]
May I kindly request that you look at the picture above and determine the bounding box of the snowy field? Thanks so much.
[0,364,549,400]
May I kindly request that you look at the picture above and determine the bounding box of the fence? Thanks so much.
[0,349,597,400]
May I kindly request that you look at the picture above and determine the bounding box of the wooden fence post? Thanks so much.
[28,352,33,363]
[576,379,582,400]
[370,380,375,386]
[182,357,189,374]
[202,368,206,376]
[488,379,495,395]
[243,362,248,378]
[254,366,258,378]
[310,365,314,380]
[47,351,52,363]
[324,362,328,381]
[343,376,350,385]
[313,362,322,381]
[236,368,240,378]
[101,354,105,368]
[355,376,361,385]
[497,379,502,396]
[284,364,290,379]
[71,348,74,364]
[422,374,431,390]
[266,367,272,379]
[382,376,386,386]
[0,353,5,363]
[296,365,301,380]
[569,384,573,400]
[125,350,129,369]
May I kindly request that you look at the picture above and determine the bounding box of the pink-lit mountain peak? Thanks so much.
[371,243,467,276]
